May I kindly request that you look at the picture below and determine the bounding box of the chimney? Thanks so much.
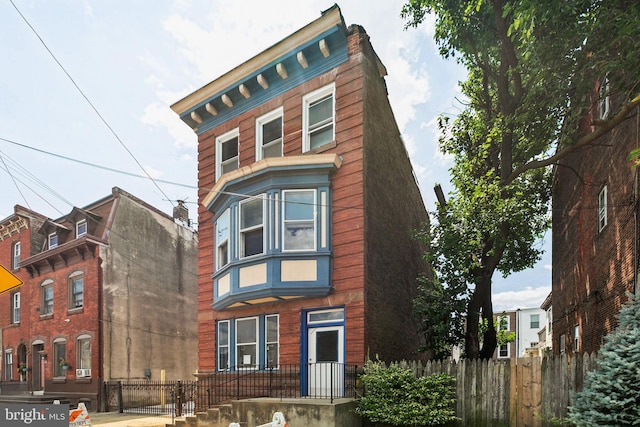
[173,200,190,225]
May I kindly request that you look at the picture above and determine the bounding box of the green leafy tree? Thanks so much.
[356,360,458,426]
[402,0,640,359]
[568,293,640,425]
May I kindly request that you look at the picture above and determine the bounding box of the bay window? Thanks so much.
[240,196,265,258]
[216,209,230,270]
[283,190,316,251]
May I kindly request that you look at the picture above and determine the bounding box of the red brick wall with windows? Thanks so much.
[552,105,639,354]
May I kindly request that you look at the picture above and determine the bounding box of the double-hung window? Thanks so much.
[256,108,283,160]
[76,219,87,237]
[283,190,316,251]
[598,76,610,120]
[574,325,580,352]
[69,271,84,309]
[216,129,239,179]
[217,315,279,371]
[77,335,92,376]
[12,241,20,270]
[4,350,13,380]
[240,196,264,258]
[497,315,510,358]
[53,339,67,377]
[12,292,20,323]
[216,209,230,270]
[41,279,54,315]
[303,84,335,151]
[598,185,607,232]
[530,314,540,329]
[48,233,58,249]
[236,317,258,369]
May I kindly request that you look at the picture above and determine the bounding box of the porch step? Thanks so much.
[0,394,70,405]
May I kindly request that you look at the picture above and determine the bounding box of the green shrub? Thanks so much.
[355,360,458,426]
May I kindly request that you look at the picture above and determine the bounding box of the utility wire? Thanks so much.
[0,151,31,209]
[8,0,175,208]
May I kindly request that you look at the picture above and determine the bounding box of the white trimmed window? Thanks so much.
[236,317,258,369]
[76,219,87,237]
[574,325,580,352]
[48,233,58,249]
[256,108,283,160]
[265,314,279,368]
[303,84,335,152]
[598,76,610,120]
[53,339,67,377]
[69,271,84,309]
[4,350,13,380]
[497,315,510,358]
[598,185,607,232]
[41,279,54,315]
[560,333,566,354]
[282,190,316,251]
[240,196,265,258]
[530,314,540,329]
[12,292,20,324]
[215,208,230,270]
[12,241,20,270]
[216,128,239,179]
[77,335,92,376]
[218,320,230,371]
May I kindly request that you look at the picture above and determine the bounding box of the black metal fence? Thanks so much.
[105,363,360,416]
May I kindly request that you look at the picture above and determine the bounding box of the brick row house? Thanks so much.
[171,4,430,395]
[0,187,197,408]
[552,77,640,355]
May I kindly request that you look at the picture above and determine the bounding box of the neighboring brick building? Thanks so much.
[171,4,430,393]
[0,187,197,408]
[552,78,639,355]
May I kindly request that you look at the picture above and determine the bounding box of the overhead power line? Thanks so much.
[8,0,175,208]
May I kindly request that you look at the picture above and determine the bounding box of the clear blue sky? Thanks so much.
[0,0,550,310]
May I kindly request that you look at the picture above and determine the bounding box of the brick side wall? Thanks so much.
[552,107,639,354]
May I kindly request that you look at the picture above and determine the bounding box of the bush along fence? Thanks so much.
[376,353,597,427]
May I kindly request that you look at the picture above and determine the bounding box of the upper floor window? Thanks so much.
[216,129,239,179]
[283,190,316,251]
[497,314,510,358]
[12,241,20,270]
[12,292,20,324]
[76,219,87,237]
[69,271,84,309]
[216,209,230,271]
[240,196,265,258]
[41,279,54,315]
[598,76,610,120]
[598,185,607,232]
[559,333,566,354]
[303,84,335,152]
[48,233,58,249]
[574,325,580,352]
[256,108,283,160]
[530,314,540,329]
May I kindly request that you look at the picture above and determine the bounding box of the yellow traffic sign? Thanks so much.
[0,264,23,293]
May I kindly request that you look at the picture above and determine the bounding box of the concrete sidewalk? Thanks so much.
[87,411,178,426]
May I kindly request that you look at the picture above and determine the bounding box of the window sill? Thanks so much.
[305,140,337,154]
[39,314,53,321]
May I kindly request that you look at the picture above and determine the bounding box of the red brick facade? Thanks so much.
[552,96,639,354]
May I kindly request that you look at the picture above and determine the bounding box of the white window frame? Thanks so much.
[282,189,317,252]
[69,271,84,310]
[560,333,566,354]
[77,335,92,374]
[265,314,279,368]
[302,84,335,152]
[4,350,13,380]
[497,314,510,358]
[256,108,283,160]
[236,317,258,369]
[76,219,87,237]
[12,292,20,324]
[530,314,540,329]
[215,208,231,271]
[53,339,67,378]
[217,320,230,372]
[48,232,58,249]
[216,128,239,180]
[239,196,265,258]
[598,185,607,232]
[598,76,610,120]
[574,325,580,352]
[12,241,20,270]
[41,279,54,315]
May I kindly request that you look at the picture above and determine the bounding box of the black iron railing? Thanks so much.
[104,363,361,416]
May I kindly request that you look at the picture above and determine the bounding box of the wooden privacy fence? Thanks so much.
[387,353,597,427]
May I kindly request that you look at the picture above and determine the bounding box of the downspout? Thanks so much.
[634,107,639,295]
